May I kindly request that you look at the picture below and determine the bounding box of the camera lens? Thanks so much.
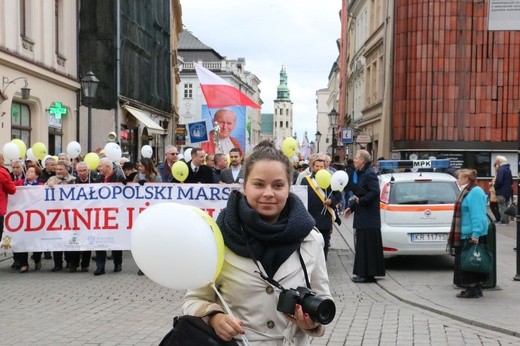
[303,297,336,325]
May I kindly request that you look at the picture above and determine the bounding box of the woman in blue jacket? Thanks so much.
[448,169,489,298]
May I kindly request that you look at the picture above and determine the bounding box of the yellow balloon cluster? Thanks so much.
[172,161,189,182]
[315,169,331,189]
[281,137,298,158]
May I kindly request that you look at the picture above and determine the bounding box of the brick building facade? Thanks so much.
[393,0,520,176]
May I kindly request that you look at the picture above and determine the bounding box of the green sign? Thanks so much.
[49,102,68,120]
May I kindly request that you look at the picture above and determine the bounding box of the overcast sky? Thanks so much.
[181,1,341,143]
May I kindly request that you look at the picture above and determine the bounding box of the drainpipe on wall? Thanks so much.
[115,0,121,146]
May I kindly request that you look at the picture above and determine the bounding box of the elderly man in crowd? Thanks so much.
[157,145,179,182]
[93,157,126,276]
[47,160,76,272]
[211,153,228,183]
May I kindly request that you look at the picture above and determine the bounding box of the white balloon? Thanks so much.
[104,142,122,162]
[183,148,192,161]
[26,148,37,161]
[3,142,20,160]
[409,154,418,160]
[177,153,184,160]
[331,170,349,191]
[140,145,153,158]
[131,203,219,289]
[66,141,82,159]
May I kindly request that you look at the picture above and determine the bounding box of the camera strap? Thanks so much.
[240,227,311,292]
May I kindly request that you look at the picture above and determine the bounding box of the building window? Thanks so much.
[11,102,31,145]
[280,121,283,128]
[184,83,193,98]
[20,0,27,38]
[55,0,64,55]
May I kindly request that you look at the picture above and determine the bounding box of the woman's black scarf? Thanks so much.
[217,190,316,278]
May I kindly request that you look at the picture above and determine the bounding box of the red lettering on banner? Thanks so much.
[72,208,92,230]
[5,211,23,232]
[103,207,119,230]
[26,210,45,231]
[47,209,63,230]
[203,208,215,218]
[126,207,134,230]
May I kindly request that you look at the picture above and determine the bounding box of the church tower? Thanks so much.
[273,66,293,141]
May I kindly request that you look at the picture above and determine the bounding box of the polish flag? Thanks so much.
[194,63,261,109]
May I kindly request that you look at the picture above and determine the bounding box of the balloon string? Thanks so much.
[210,282,251,346]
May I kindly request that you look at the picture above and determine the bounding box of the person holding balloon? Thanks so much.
[183,140,333,344]
[300,154,342,261]
[343,149,385,283]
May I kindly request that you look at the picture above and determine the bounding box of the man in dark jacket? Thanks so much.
[344,150,385,283]
[301,154,342,260]
[93,157,126,276]
[494,155,513,224]
[184,148,213,184]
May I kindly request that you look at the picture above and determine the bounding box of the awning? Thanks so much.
[123,105,165,134]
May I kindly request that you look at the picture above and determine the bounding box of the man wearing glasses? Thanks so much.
[157,145,179,182]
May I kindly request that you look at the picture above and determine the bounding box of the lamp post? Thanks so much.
[328,108,339,160]
[516,107,520,281]
[315,130,322,153]
[81,71,100,153]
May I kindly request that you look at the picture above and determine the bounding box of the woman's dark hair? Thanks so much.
[244,140,293,184]
[139,158,158,181]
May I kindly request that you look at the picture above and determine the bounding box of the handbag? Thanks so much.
[505,203,517,217]
[460,243,493,273]
[159,315,239,346]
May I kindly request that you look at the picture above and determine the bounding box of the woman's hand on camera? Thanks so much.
[285,304,324,336]
[209,313,245,341]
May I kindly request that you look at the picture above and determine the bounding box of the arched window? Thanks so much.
[11,102,31,145]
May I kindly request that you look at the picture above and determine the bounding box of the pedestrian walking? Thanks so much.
[343,150,385,283]
[494,156,513,224]
[447,169,489,298]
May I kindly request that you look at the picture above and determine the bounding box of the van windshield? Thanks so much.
[390,181,459,205]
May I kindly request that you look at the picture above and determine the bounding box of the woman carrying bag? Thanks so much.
[447,169,490,298]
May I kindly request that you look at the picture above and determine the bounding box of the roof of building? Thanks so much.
[179,30,224,60]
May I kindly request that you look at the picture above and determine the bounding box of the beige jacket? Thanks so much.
[183,229,332,345]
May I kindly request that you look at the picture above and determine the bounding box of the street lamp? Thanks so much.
[516,107,520,281]
[315,130,322,153]
[81,71,100,153]
[328,108,339,160]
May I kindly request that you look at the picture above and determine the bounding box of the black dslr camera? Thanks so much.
[277,286,336,324]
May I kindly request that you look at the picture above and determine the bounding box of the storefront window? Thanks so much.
[11,102,31,145]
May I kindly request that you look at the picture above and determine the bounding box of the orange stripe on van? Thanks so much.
[380,203,454,212]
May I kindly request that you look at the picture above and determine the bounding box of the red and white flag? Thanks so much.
[194,63,261,109]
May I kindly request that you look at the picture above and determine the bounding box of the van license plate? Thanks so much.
[410,233,448,242]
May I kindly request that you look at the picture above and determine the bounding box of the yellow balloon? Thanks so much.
[190,207,225,281]
[225,154,230,168]
[281,137,298,158]
[32,142,48,160]
[84,152,100,170]
[171,161,189,182]
[315,169,331,189]
[11,139,26,159]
